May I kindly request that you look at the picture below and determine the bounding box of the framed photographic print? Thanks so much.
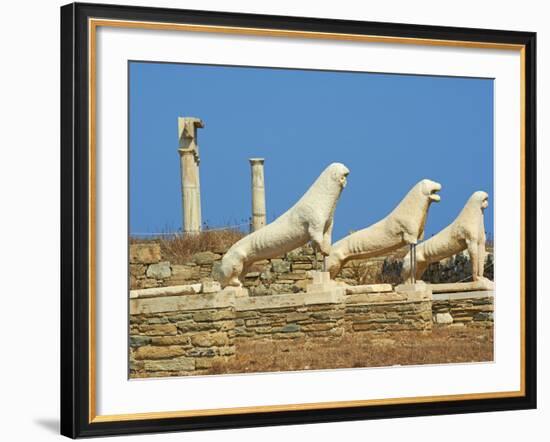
[60,2,537,438]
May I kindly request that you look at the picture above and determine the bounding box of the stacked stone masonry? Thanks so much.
[432,292,494,327]
[128,282,490,378]
[130,242,493,292]
[130,242,393,292]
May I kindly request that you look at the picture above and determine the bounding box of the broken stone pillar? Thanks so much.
[178,117,204,234]
[249,158,266,231]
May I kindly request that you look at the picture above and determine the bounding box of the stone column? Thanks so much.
[178,117,204,234]
[249,158,266,231]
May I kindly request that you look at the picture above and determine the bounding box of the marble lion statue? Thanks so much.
[214,163,350,287]
[326,178,442,278]
[401,191,490,283]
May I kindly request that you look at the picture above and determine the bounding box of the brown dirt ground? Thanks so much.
[210,326,493,375]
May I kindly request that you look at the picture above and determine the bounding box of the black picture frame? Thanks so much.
[61,2,537,438]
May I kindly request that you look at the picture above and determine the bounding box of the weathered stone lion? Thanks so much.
[401,191,490,283]
[326,179,442,278]
[214,163,350,287]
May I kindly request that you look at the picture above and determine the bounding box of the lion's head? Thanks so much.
[471,191,489,210]
[212,253,236,287]
[327,162,350,189]
[419,179,442,203]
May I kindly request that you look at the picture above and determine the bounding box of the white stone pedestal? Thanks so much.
[306,271,343,293]
[221,286,249,298]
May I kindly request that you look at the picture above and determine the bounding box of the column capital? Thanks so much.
[178,117,204,145]
[249,158,265,165]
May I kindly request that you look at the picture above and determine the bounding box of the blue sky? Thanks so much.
[129,62,494,241]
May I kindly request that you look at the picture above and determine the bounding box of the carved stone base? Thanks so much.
[395,280,429,294]
[429,279,495,294]
[306,271,344,293]
[221,286,249,298]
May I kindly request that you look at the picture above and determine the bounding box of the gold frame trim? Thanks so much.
[88,18,527,424]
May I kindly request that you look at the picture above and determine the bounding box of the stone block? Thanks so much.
[134,345,187,360]
[311,311,344,321]
[272,332,304,339]
[191,332,229,347]
[286,312,311,322]
[130,243,161,264]
[129,264,147,277]
[137,324,178,336]
[345,284,393,294]
[195,358,215,369]
[130,291,235,315]
[151,336,191,346]
[130,284,201,299]
[245,317,273,327]
[143,357,195,372]
[146,261,171,279]
[311,271,330,285]
[221,287,249,298]
[201,280,221,294]
[192,309,234,322]
[192,251,221,265]
[435,312,454,324]
[474,312,493,321]
[147,317,169,325]
[170,264,200,282]
[129,336,152,347]
[284,272,308,280]
[430,279,495,294]
[292,262,313,270]
[273,323,301,333]
[187,348,217,357]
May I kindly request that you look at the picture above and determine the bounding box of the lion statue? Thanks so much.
[214,163,350,287]
[326,178,442,278]
[401,190,490,283]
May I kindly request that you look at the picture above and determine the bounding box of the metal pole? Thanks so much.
[410,243,416,284]
[413,244,416,284]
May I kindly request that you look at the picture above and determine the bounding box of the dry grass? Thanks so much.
[211,326,493,375]
[132,229,246,264]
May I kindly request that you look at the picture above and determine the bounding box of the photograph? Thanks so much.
[58,2,536,437]
[128,61,496,378]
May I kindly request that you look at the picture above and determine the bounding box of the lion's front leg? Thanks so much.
[467,239,481,282]
[322,218,334,256]
[309,224,331,256]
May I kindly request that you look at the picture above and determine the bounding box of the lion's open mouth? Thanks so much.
[429,188,441,202]
[339,172,349,188]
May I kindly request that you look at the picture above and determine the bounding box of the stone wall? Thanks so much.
[129,284,439,378]
[130,242,494,292]
[129,242,388,293]
[130,243,218,290]
[432,292,494,327]
[130,292,236,377]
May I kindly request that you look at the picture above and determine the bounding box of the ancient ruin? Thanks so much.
[249,158,267,231]
[128,123,494,378]
[129,242,493,378]
[177,117,204,234]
